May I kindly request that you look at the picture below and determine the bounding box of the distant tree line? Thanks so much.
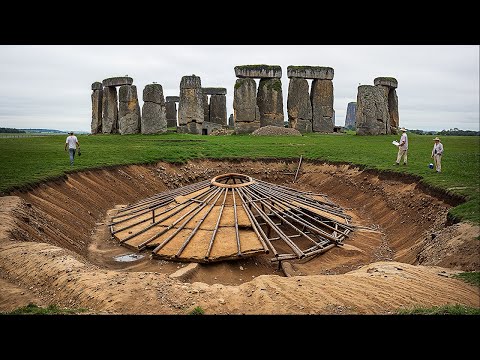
[409,128,479,136]
[0,128,25,133]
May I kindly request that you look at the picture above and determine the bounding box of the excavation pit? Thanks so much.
[1,159,477,314]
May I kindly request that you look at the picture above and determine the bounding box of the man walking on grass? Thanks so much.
[64,131,80,166]
[395,127,408,166]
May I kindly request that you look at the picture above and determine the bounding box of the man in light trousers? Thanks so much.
[395,127,408,166]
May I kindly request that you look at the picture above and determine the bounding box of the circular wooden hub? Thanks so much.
[210,173,255,188]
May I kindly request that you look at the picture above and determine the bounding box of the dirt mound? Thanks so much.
[251,126,302,136]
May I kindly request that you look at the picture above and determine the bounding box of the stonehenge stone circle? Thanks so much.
[141,83,167,134]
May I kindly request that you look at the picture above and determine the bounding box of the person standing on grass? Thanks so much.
[395,127,408,166]
[431,137,444,173]
[64,131,79,166]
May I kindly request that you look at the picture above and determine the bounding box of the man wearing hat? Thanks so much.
[431,137,443,172]
[395,127,408,166]
[64,131,80,166]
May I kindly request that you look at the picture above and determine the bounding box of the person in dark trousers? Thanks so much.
[64,131,80,165]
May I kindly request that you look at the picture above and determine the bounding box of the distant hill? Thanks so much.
[0,127,26,133]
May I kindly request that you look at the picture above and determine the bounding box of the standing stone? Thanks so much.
[118,85,141,135]
[310,79,334,133]
[388,89,399,133]
[228,113,234,127]
[287,78,312,133]
[233,78,260,134]
[257,78,284,128]
[165,101,177,127]
[203,92,210,123]
[141,84,167,134]
[102,87,118,133]
[178,75,203,134]
[209,94,227,125]
[374,77,399,134]
[355,85,389,135]
[344,102,356,129]
[91,83,103,134]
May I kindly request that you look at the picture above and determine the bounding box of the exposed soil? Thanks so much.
[0,159,478,314]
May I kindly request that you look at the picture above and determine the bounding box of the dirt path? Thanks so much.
[0,160,478,314]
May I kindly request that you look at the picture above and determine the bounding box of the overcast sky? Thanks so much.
[0,45,478,132]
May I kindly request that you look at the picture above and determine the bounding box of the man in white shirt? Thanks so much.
[64,131,80,166]
[431,137,444,172]
[395,127,408,166]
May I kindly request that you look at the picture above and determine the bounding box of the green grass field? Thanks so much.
[0,132,478,223]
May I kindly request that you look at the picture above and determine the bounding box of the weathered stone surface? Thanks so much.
[177,122,203,135]
[287,66,334,80]
[91,82,103,91]
[234,65,282,79]
[102,87,118,133]
[178,75,204,131]
[91,89,103,134]
[165,96,180,102]
[202,121,224,135]
[203,93,210,123]
[374,77,398,89]
[228,114,234,127]
[102,76,133,87]
[202,87,227,95]
[233,78,259,123]
[234,121,260,134]
[141,102,167,134]
[355,85,389,135]
[209,94,227,125]
[180,75,202,89]
[118,85,141,135]
[165,101,177,127]
[310,79,334,132]
[287,78,312,133]
[344,102,356,129]
[257,78,284,127]
[388,89,399,133]
[143,84,165,104]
